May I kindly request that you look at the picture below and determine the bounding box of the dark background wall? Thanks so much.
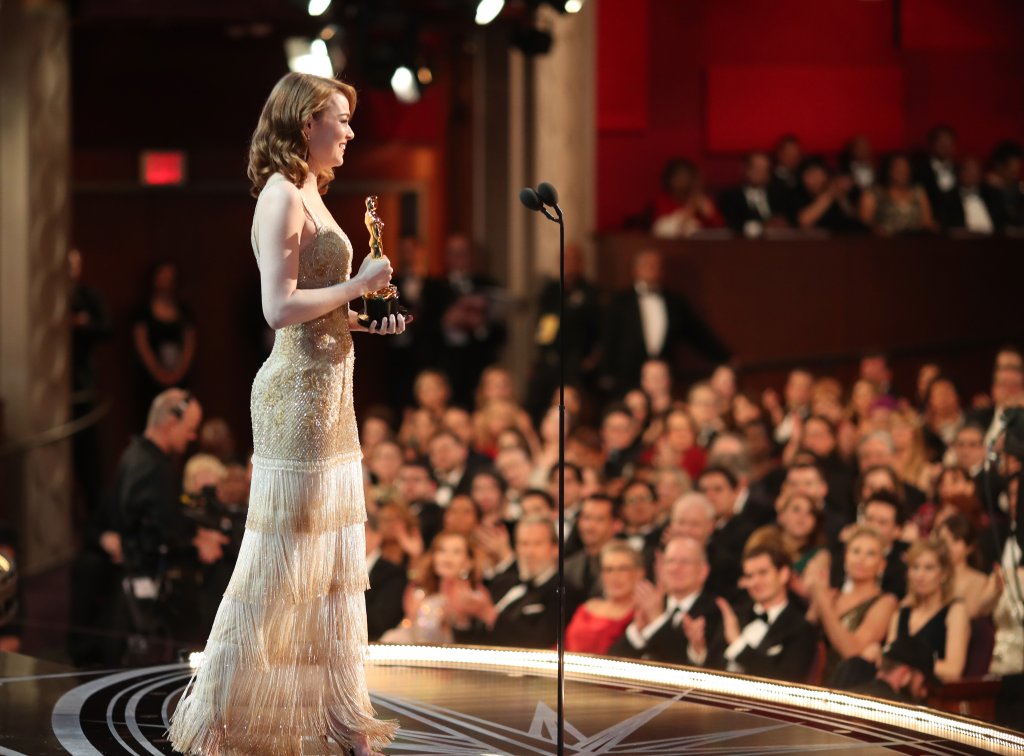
[596,0,1024,230]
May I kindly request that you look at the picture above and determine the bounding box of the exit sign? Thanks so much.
[140,151,186,186]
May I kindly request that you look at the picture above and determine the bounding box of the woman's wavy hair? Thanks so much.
[247,72,357,197]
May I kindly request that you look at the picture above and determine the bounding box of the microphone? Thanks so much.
[520,186,557,222]
[536,181,559,209]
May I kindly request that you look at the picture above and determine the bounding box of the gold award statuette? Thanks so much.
[358,195,403,327]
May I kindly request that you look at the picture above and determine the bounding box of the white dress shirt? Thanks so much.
[724,600,788,672]
[635,282,668,357]
[961,189,994,234]
[624,590,701,651]
[931,158,957,193]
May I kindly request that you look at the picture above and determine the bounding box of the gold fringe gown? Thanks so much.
[168,185,397,754]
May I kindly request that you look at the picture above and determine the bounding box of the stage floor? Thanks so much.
[1,646,1021,755]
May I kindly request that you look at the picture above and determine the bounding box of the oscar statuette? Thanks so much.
[357,195,406,327]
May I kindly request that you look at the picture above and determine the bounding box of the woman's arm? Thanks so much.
[255,182,391,330]
[816,591,897,659]
[132,322,170,384]
[917,187,938,231]
[797,191,834,229]
[935,600,970,682]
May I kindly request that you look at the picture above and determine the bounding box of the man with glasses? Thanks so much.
[609,536,725,669]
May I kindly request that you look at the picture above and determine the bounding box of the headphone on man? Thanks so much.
[170,391,193,420]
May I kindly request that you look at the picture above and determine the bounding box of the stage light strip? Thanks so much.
[367,645,1024,756]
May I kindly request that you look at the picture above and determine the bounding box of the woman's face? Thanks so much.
[861,468,897,500]
[481,369,513,403]
[664,412,695,451]
[938,468,972,504]
[852,380,878,415]
[889,156,911,187]
[600,551,642,601]
[623,390,649,425]
[470,475,503,515]
[890,416,915,451]
[306,92,354,169]
[443,496,478,535]
[153,263,177,294]
[845,534,885,583]
[908,550,945,599]
[778,496,817,542]
[802,165,828,195]
[416,374,448,412]
[937,527,969,567]
[731,394,761,425]
[710,365,736,404]
[432,534,471,580]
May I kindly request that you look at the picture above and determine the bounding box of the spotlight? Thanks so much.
[307,0,331,16]
[416,66,433,86]
[285,37,334,77]
[475,0,505,25]
[391,66,421,103]
[564,0,584,12]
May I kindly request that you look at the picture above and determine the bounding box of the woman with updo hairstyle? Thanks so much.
[934,514,999,619]
[169,72,402,756]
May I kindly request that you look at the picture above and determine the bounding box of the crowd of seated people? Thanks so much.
[344,345,1024,720]
[651,128,1024,238]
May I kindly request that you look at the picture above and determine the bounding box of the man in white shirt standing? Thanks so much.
[716,541,818,683]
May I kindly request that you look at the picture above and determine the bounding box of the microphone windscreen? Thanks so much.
[519,187,543,211]
[536,181,559,206]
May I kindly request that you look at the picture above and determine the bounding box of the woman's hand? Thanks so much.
[348,310,407,335]
[355,253,393,294]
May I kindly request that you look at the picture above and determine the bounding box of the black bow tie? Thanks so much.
[752,611,769,624]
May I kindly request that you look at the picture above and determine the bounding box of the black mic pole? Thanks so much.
[519,183,566,756]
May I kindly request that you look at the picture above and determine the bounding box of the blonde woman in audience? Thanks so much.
[804,526,898,682]
[883,539,970,682]
[890,407,933,492]
[182,453,227,496]
[564,541,643,654]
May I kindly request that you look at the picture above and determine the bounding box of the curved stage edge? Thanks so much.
[0,645,1020,755]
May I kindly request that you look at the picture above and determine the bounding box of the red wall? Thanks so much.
[597,0,1024,230]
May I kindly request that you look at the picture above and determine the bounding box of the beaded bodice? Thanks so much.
[249,190,360,465]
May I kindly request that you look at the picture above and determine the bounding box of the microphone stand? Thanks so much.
[552,200,566,756]
[519,184,566,755]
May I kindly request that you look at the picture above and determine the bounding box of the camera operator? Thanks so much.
[110,388,228,660]
[182,462,249,636]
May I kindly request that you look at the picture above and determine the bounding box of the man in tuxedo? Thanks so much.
[396,460,443,548]
[718,152,793,236]
[944,158,999,234]
[915,124,959,226]
[548,462,586,557]
[770,134,803,220]
[698,466,759,602]
[600,405,643,481]
[564,494,622,599]
[829,490,908,599]
[718,541,818,682]
[364,514,406,641]
[601,249,729,396]
[610,536,726,668]
[617,480,664,557]
[782,459,850,545]
[427,430,479,508]
[969,364,1024,449]
[454,516,579,648]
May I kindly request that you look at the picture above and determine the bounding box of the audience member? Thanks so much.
[805,526,898,683]
[610,536,726,668]
[716,541,818,682]
[698,466,758,601]
[839,134,876,195]
[565,495,622,599]
[849,636,937,703]
[934,514,999,619]
[794,156,865,233]
[651,158,725,238]
[916,124,960,226]
[859,152,938,236]
[601,249,729,395]
[945,157,999,234]
[830,490,908,599]
[364,514,407,641]
[718,151,792,237]
[885,539,970,683]
[565,541,644,654]
[984,140,1024,229]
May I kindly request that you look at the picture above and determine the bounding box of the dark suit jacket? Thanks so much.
[563,550,602,600]
[365,557,407,641]
[943,187,1003,232]
[718,183,792,233]
[454,564,582,649]
[608,590,726,669]
[732,601,818,682]
[602,287,730,393]
[706,516,758,603]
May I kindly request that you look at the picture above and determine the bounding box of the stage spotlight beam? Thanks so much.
[307,0,331,17]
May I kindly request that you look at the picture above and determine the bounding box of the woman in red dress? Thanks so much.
[565,541,644,654]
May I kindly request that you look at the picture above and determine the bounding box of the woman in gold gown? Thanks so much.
[168,72,403,756]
